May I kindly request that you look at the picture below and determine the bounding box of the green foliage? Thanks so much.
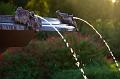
[0,2,16,15]
[52,61,120,79]
[77,19,120,59]
[0,0,120,79]
[23,32,109,76]
[36,31,48,40]
[76,40,106,63]
[0,52,50,79]
[0,31,119,79]
[63,33,107,64]
[52,69,82,79]
[26,0,49,16]
[36,31,59,40]
[1,0,120,20]
[66,0,113,19]
[93,20,120,57]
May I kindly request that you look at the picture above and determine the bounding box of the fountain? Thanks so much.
[73,17,120,71]
[0,7,119,79]
[35,15,88,79]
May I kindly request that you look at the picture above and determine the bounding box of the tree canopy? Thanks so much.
[0,0,120,20]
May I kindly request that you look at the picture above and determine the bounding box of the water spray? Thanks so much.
[73,17,120,71]
[35,15,88,79]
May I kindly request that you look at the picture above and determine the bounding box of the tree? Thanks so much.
[26,0,49,16]
[0,2,16,15]
[66,0,113,20]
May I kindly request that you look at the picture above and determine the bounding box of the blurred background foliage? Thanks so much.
[0,0,120,79]
[1,0,120,19]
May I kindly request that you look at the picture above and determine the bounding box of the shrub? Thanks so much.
[0,52,50,79]
[52,61,120,79]
[0,2,16,15]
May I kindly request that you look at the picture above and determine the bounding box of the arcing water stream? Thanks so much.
[35,15,120,79]
[35,15,88,79]
[73,17,120,71]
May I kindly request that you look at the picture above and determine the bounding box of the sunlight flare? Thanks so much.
[112,0,116,3]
